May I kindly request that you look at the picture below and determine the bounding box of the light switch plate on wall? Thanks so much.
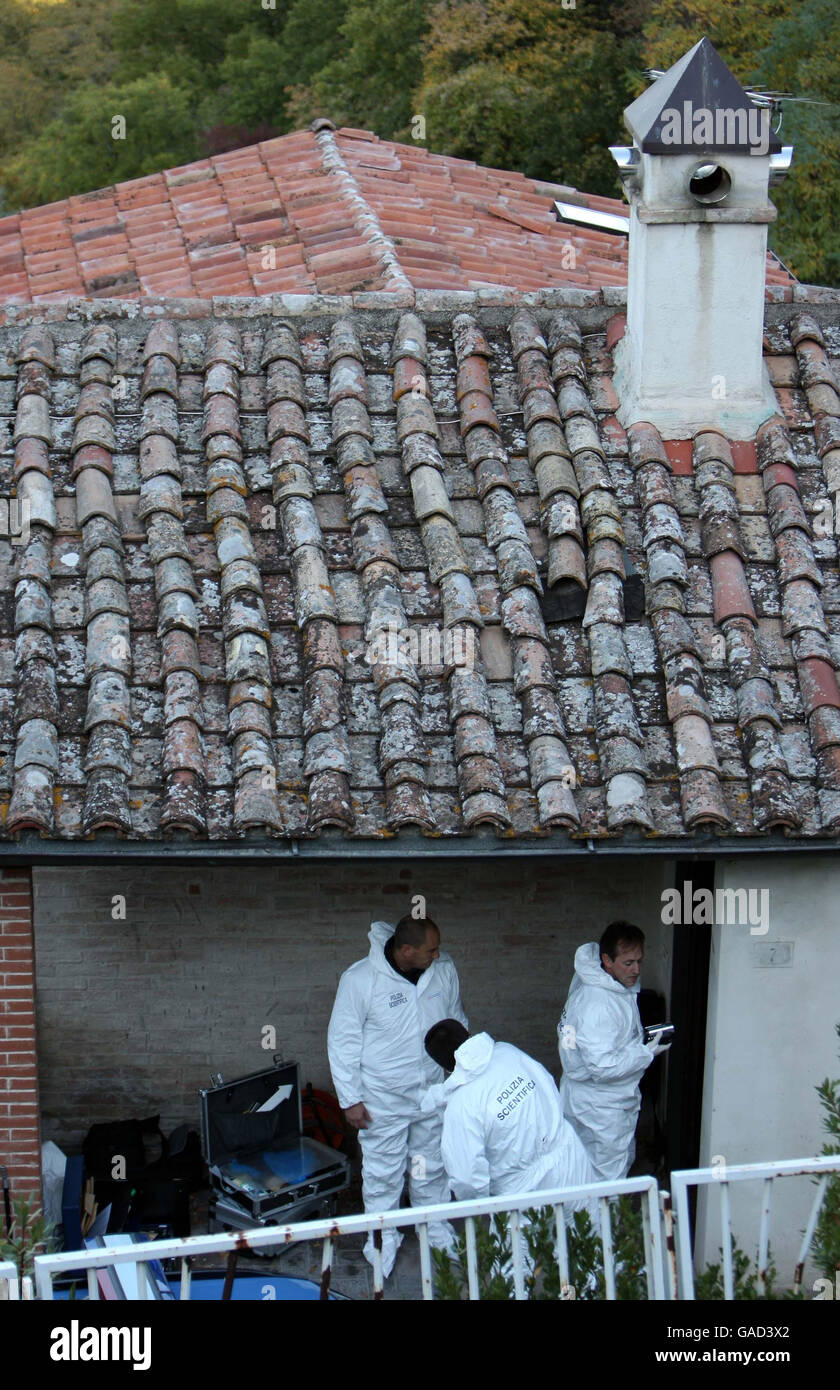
[751,941,794,968]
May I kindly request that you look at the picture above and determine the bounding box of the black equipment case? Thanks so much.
[199,1061,349,1231]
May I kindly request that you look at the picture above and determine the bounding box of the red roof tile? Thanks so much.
[664,440,693,475]
[0,126,796,302]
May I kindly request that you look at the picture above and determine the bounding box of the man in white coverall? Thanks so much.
[422,1020,596,1213]
[327,914,467,1275]
[558,922,671,1182]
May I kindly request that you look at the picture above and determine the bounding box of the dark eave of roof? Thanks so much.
[2,825,840,866]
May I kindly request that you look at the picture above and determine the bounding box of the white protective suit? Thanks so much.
[426,1033,596,1215]
[327,920,467,1274]
[558,941,655,1181]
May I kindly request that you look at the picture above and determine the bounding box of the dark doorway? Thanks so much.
[665,860,714,1206]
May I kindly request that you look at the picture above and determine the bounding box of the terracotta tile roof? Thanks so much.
[0,126,794,304]
[0,285,839,844]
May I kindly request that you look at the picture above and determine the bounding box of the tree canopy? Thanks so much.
[641,0,840,286]
[0,0,836,285]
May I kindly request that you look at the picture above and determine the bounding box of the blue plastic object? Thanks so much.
[61,1155,85,1253]
[52,1272,347,1300]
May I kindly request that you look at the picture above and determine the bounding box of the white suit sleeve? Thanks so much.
[445,963,468,1029]
[327,968,369,1110]
[441,1100,489,1201]
[565,1002,652,1084]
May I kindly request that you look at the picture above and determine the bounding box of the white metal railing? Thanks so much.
[0,1258,20,1301]
[13,1156,837,1301]
[32,1175,664,1302]
[670,1155,840,1300]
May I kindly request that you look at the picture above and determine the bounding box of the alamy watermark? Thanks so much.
[812,497,840,539]
[365,619,477,673]
[50,1320,151,1370]
[659,101,772,157]
[0,497,30,546]
[661,880,769,935]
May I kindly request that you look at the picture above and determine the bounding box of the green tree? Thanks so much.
[0,0,116,168]
[641,0,789,81]
[812,1023,840,1279]
[419,61,536,169]
[433,1198,779,1300]
[416,0,642,191]
[0,1194,54,1285]
[642,0,840,286]
[198,31,289,132]
[754,0,840,287]
[284,0,427,135]
[280,0,350,90]
[196,0,351,143]
[3,72,199,209]
[110,0,279,87]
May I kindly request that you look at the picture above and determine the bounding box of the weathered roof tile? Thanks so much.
[0,296,835,843]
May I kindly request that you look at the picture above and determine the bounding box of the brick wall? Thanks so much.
[0,866,42,1202]
[32,858,673,1151]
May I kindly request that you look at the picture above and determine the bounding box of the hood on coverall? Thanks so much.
[434,1032,595,1204]
[557,941,653,1182]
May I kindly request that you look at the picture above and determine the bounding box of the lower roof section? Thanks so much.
[1,288,840,849]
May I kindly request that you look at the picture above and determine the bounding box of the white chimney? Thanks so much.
[611,38,793,440]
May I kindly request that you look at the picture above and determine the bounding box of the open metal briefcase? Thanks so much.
[199,1061,349,1233]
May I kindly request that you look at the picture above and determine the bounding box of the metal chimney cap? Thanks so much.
[623,37,782,156]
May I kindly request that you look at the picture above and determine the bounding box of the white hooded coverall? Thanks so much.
[430,1033,596,1210]
[558,941,655,1182]
[327,920,467,1273]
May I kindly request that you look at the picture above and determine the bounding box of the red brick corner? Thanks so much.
[0,867,42,1208]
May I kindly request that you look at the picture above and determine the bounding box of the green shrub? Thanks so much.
[812,1022,840,1281]
[0,1194,54,1284]
[432,1195,649,1301]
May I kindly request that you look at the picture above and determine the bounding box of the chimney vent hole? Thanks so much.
[688,163,731,205]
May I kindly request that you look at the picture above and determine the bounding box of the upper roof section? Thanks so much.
[0,124,793,305]
[1,287,839,850]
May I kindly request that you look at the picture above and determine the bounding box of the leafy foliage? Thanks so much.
[0,0,836,284]
[641,0,790,80]
[753,0,840,287]
[0,0,116,175]
[812,1022,840,1280]
[432,1209,518,1300]
[432,1196,650,1301]
[432,1195,782,1300]
[695,1245,778,1300]
[641,0,840,285]
[285,0,428,136]
[3,73,198,210]
[0,1193,54,1282]
[416,0,642,191]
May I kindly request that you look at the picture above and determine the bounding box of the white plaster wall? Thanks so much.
[697,856,840,1289]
